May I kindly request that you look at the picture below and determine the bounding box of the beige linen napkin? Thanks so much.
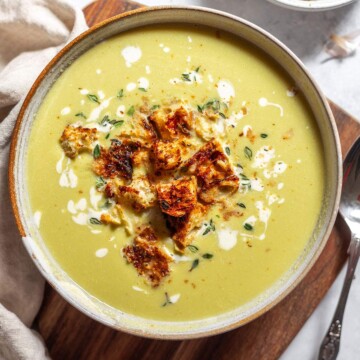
[0,0,87,358]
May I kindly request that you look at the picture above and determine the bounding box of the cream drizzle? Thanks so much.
[217,79,235,104]
[258,97,284,117]
[121,46,142,67]
[217,228,238,250]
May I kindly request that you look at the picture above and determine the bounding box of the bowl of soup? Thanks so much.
[9,6,341,338]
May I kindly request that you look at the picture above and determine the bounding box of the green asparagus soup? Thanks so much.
[27,25,325,321]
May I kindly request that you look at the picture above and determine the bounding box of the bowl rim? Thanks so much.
[266,0,356,11]
[8,5,342,339]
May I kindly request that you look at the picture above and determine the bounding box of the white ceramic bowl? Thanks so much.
[9,6,341,339]
[267,0,356,11]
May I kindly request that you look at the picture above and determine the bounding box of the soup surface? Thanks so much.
[27,25,325,321]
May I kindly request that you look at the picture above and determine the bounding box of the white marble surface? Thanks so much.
[74,0,360,359]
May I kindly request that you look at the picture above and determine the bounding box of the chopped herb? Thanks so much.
[203,228,211,236]
[151,104,160,110]
[138,87,147,92]
[205,99,220,111]
[244,146,253,160]
[162,292,172,307]
[87,94,100,104]
[95,176,107,189]
[225,146,231,156]
[197,104,204,113]
[187,245,199,253]
[216,214,220,218]
[90,217,102,225]
[99,115,124,128]
[100,199,112,209]
[260,133,268,138]
[237,163,243,169]
[202,253,213,259]
[160,200,170,210]
[237,202,246,209]
[244,223,253,231]
[189,259,199,272]
[195,66,201,72]
[75,112,86,119]
[219,112,226,119]
[117,89,124,98]
[93,144,101,159]
[127,105,135,116]
[105,133,110,139]
[181,73,191,82]
[222,102,229,109]
[99,115,110,126]
[113,120,124,128]
[203,219,215,235]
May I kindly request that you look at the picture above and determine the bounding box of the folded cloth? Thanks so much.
[0,0,88,358]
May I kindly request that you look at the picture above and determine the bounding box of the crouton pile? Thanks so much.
[60,101,240,286]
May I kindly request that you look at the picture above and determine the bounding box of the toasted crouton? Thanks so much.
[60,125,98,158]
[93,139,143,180]
[118,176,157,211]
[166,202,209,252]
[156,176,197,217]
[182,139,239,203]
[149,106,193,140]
[123,226,172,287]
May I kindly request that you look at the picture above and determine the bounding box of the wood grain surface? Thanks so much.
[32,1,360,359]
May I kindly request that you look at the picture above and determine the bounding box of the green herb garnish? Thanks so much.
[219,112,226,119]
[197,104,204,113]
[151,104,160,110]
[100,199,112,209]
[203,219,215,235]
[260,133,268,138]
[95,176,107,189]
[90,217,102,225]
[75,112,86,119]
[189,259,200,272]
[181,73,191,82]
[195,66,201,72]
[225,146,231,156]
[202,253,213,259]
[105,133,110,139]
[117,89,124,98]
[244,223,253,231]
[244,146,253,160]
[138,87,147,92]
[187,245,199,253]
[87,94,100,104]
[93,144,101,159]
[127,105,135,116]
[237,202,246,209]
[162,292,172,307]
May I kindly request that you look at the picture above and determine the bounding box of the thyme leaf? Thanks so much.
[260,133,268,138]
[138,87,147,92]
[202,253,213,259]
[162,292,172,307]
[237,202,246,209]
[189,259,199,272]
[244,146,253,160]
[225,146,231,156]
[75,112,86,119]
[127,105,135,116]
[187,245,199,253]
[95,176,107,189]
[87,94,100,104]
[244,223,253,231]
[117,89,124,98]
[93,144,101,159]
[90,217,102,225]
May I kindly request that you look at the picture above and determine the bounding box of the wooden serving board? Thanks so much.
[33,1,360,359]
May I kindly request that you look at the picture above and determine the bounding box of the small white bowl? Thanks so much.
[267,0,356,11]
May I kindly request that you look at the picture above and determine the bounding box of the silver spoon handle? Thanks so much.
[318,234,360,360]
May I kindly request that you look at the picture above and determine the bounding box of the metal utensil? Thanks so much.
[318,137,360,360]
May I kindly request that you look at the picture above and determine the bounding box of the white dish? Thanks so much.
[266,0,356,11]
